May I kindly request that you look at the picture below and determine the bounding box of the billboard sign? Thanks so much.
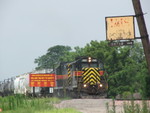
[106,16,135,41]
[30,74,56,87]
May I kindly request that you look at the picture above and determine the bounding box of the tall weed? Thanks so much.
[106,99,150,113]
[0,96,79,113]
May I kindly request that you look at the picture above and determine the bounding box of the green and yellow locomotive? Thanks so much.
[54,56,108,98]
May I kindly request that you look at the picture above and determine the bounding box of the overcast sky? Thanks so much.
[0,0,150,80]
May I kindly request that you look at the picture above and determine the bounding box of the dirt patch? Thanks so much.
[54,99,111,113]
[54,99,150,113]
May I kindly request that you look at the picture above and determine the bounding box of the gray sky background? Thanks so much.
[0,0,150,80]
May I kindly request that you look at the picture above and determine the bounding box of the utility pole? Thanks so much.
[132,0,150,75]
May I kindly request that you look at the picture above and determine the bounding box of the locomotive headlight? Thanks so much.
[83,84,87,88]
[100,84,103,87]
[88,57,92,62]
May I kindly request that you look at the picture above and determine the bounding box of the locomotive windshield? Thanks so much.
[81,57,99,68]
[81,62,98,68]
[75,57,104,70]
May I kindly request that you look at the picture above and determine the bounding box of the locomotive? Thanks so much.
[53,56,108,98]
[0,56,108,98]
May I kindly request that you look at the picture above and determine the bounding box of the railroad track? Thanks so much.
[79,93,107,99]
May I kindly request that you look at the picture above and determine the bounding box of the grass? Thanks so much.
[123,100,150,113]
[106,99,150,113]
[0,95,81,113]
[36,108,81,113]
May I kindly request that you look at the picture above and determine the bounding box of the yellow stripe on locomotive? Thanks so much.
[82,68,101,85]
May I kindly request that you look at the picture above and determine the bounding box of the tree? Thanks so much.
[60,46,85,62]
[34,45,71,70]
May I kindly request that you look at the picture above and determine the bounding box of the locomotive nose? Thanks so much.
[82,68,100,85]
[91,85,97,93]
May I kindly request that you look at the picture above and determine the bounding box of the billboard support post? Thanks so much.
[132,0,150,75]
[33,87,35,97]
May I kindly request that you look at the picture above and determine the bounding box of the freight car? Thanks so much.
[0,69,53,97]
[0,78,14,96]
[53,56,108,98]
[0,73,38,96]
[0,81,4,96]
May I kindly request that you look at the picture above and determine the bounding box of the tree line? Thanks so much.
[34,40,150,98]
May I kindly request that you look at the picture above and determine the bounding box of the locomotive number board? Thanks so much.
[29,74,56,87]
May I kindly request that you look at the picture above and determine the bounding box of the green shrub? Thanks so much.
[122,91,132,99]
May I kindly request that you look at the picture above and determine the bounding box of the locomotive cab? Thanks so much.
[75,57,107,95]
